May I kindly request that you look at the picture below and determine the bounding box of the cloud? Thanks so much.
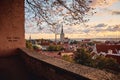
[107,25,120,31]
[83,29,90,33]
[99,8,120,16]
[94,23,107,27]
[90,0,118,7]
[112,11,120,15]
[88,24,120,32]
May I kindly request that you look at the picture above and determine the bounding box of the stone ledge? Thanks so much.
[18,48,119,80]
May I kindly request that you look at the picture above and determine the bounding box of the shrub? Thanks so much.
[95,56,120,70]
[33,45,40,50]
[95,55,108,69]
[62,55,74,62]
[74,48,94,66]
[74,48,120,71]
[26,40,33,50]
[47,45,63,51]
[87,42,94,46]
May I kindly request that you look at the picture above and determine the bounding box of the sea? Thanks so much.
[71,38,120,42]
[51,38,120,42]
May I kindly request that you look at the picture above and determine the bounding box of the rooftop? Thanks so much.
[96,44,120,53]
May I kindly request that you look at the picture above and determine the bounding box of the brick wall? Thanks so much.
[0,0,25,56]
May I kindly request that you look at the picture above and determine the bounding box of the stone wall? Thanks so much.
[19,48,119,80]
[0,0,25,56]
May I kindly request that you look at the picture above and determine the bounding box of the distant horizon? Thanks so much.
[25,33,120,41]
[25,33,120,40]
[26,36,120,40]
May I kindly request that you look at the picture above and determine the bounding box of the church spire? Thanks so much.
[60,25,64,43]
[61,25,63,34]
[29,35,31,40]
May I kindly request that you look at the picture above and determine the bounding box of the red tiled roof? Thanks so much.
[96,44,120,54]
[83,39,91,41]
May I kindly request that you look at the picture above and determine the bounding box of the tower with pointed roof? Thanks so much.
[60,25,64,43]
[29,35,31,40]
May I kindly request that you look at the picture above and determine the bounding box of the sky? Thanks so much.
[25,0,120,39]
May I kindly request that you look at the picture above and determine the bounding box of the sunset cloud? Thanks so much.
[107,25,120,31]
[94,23,107,27]
[102,8,120,15]
[90,0,118,7]
[112,11,120,15]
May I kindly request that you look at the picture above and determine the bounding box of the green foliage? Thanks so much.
[95,56,108,69]
[47,45,63,51]
[74,48,93,66]
[87,42,94,46]
[106,57,118,67]
[70,40,78,44]
[26,40,33,50]
[62,55,74,63]
[33,45,39,50]
[95,56,119,69]
[74,48,120,71]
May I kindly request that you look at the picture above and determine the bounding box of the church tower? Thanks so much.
[60,25,64,43]
[29,35,31,40]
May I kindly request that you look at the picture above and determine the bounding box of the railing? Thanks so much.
[18,48,118,80]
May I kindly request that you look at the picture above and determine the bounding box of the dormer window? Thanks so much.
[108,49,112,54]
